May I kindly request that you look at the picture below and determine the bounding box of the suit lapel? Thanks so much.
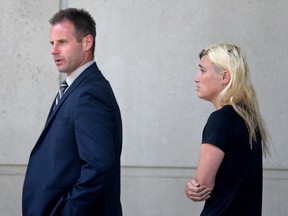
[43,62,99,130]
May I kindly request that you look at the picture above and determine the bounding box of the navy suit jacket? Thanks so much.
[22,62,122,216]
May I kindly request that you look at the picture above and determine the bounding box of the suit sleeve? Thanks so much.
[52,83,117,215]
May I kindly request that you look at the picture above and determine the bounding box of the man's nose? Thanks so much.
[51,44,59,55]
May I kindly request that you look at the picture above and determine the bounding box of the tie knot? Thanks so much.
[60,80,68,91]
[54,80,68,109]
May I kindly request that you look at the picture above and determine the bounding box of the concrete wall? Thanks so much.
[0,0,287,215]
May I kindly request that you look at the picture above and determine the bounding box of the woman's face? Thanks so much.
[194,55,227,108]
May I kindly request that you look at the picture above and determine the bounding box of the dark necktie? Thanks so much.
[54,80,68,108]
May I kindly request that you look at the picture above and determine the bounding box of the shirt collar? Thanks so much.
[65,60,94,86]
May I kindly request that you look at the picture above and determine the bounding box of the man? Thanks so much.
[22,8,122,216]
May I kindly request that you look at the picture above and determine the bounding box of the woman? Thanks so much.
[185,43,270,215]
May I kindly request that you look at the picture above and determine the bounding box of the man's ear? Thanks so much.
[222,70,231,85]
[83,35,93,51]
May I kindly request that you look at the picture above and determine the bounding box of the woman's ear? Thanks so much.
[221,70,230,85]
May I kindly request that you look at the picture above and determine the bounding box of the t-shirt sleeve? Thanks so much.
[202,110,232,153]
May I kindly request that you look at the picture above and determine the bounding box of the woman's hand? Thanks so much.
[185,178,211,202]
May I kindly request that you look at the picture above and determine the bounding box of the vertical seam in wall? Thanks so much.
[60,0,68,10]
[58,0,68,85]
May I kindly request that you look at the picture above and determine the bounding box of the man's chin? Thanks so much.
[57,68,66,73]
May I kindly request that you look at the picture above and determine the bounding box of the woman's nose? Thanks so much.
[194,72,200,83]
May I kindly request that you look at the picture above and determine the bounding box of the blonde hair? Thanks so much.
[199,43,270,156]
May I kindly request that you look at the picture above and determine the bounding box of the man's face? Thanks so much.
[49,20,85,76]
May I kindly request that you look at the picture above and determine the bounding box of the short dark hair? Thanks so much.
[49,8,96,54]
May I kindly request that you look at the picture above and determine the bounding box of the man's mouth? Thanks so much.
[54,59,64,65]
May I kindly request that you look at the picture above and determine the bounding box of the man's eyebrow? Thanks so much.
[49,38,68,44]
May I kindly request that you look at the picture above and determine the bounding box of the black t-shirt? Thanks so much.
[200,105,263,216]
